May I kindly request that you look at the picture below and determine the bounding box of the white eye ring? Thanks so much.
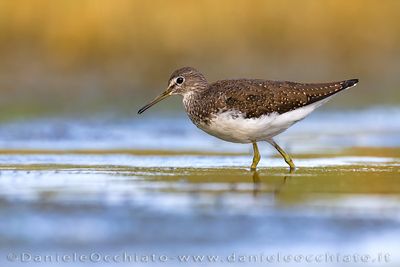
[176,76,185,85]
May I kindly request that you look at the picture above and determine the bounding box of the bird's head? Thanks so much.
[138,67,207,114]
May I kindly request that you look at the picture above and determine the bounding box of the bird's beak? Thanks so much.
[138,88,172,114]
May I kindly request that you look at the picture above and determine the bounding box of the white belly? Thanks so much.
[197,99,329,143]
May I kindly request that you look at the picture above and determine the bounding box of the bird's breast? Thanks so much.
[189,101,324,143]
[194,110,282,143]
[182,91,327,143]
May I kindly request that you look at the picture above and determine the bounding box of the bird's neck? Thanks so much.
[182,81,208,101]
[182,78,208,113]
[182,89,200,106]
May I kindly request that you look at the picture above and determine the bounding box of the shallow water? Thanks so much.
[0,108,399,266]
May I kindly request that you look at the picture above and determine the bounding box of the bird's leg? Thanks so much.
[270,139,296,172]
[251,142,261,171]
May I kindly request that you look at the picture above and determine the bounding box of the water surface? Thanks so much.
[0,108,399,266]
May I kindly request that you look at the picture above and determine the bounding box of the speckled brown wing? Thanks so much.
[206,79,358,118]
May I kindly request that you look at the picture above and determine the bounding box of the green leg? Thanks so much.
[270,139,295,171]
[250,142,261,171]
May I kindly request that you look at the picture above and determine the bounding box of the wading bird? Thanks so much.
[138,67,358,171]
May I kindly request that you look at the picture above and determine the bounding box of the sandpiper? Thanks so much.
[138,67,358,171]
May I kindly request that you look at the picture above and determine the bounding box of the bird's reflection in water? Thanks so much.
[251,170,289,198]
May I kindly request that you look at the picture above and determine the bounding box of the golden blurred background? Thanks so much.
[0,0,399,118]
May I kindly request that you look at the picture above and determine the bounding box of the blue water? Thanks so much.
[0,107,399,267]
[0,106,398,152]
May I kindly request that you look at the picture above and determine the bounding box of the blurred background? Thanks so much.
[0,0,399,119]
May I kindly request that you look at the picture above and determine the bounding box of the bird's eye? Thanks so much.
[176,76,184,85]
